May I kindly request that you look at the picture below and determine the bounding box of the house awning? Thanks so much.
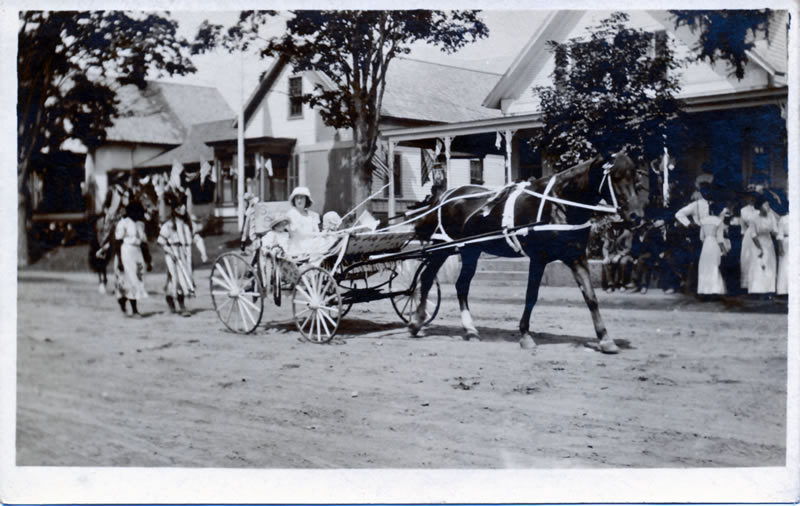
[207,136,297,156]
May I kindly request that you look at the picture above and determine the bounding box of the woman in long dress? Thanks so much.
[114,201,149,317]
[748,197,778,295]
[696,206,728,296]
[158,192,206,316]
[739,193,758,291]
[776,211,789,296]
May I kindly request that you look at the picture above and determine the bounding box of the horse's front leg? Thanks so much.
[409,253,448,337]
[455,248,481,340]
[569,255,619,354]
[519,257,546,350]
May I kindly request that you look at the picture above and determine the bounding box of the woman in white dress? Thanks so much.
[114,202,149,317]
[696,205,728,296]
[738,192,758,291]
[748,196,778,295]
[158,192,206,316]
[285,186,343,262]
[776,211,789,296]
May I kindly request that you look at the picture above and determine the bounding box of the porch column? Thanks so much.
[388,140,396,218]
[503,129,515,184]
[442,136,452,189]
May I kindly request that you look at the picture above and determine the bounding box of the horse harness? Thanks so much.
[369,162,621,257]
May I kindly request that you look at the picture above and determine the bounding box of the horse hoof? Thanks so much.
[519,334,537,350]
[408,323,425,338]
[599,339,619,354]
[464,331,480,341]
[97,284,106,295]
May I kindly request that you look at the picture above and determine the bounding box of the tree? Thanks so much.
[670,9,773,80]
[18,11,198,265]
[531,12,683,170]
[194,10,488,207]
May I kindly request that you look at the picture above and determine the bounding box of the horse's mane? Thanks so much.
[527,156,602,194]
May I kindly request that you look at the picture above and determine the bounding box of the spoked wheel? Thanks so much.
[292,266,342,344]
[389,260,441,328]
[209,252,264,334]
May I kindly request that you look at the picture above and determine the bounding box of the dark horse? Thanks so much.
[409,152,644,354]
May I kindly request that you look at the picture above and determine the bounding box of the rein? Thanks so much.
[526,162,619,221]
[368,162,621,255]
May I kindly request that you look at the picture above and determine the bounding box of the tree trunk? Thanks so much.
[350,143,371,213]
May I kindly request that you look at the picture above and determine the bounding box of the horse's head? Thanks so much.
[603,152,645,222]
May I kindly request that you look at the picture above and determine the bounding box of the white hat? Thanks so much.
[289,186,313,207]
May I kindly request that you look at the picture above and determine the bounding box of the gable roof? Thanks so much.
[483,9,789,110]
[105,81,234,145]
[482,11,583,110]
[380,58,503,123]
[242,56,502,128]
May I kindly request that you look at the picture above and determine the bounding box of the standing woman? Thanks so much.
[158,192,199,316]
[776,207,790,296]
[748,196,779,297]
[696,203,728,297]
[114,201,149,317]
[739,192,758,292]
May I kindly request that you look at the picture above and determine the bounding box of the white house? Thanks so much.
[205,56,509,221]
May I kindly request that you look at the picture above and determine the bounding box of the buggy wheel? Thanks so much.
[292,266,342,344]
[389,260,441,327]
[209,252,264,334]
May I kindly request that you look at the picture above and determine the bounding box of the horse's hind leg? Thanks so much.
[519,257,546,350]
[455,248,481,340]
[409,253,448,337]
[569,256,619,354]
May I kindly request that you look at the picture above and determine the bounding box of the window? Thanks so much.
[289,76,303,118]
[470,159,484,185]
[289,154,299,194]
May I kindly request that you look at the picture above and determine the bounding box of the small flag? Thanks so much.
[421,148,435,185]
[170,159,184,188]
[266,157,273,177]
[495,131,502,150]
[200,160,212,185]
[371,142,391,180]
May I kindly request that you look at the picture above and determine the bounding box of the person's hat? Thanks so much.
[323,211,342,230]
[289,186,313,207]
[270,213,290,230]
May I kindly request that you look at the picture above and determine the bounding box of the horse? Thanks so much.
[409,152,645,354]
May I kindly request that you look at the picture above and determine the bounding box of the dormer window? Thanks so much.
[289,76,303,118]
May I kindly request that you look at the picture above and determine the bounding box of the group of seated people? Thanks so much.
[599,183,789,299]
[241,186,381,265]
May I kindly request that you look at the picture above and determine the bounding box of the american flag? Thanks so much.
[371,142,391,180]
[420,148,435,185]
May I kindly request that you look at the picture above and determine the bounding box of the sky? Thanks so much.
[162,10,550,112]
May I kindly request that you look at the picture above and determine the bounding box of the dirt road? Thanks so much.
[15,269,787,468]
